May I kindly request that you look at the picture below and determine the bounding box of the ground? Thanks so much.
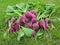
[0,0,60,45]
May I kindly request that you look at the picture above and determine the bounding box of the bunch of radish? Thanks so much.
[5,10,53,36]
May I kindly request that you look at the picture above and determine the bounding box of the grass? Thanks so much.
[0,0,60,45]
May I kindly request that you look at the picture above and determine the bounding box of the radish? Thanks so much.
[25,22,31,28]
[25,11,36,19]
[32,30,36,37]
[5,19,8,24]
[31,10,37,16]
[44,18,49,30]
[31,18,36,23]
[19,16,28,23]
[11,17,17,23]
[32,23,39,30]
[14,24,20,30]
[9,27,15,32]
[38,20,46,30]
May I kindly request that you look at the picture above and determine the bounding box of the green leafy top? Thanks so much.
[6,2,57,20]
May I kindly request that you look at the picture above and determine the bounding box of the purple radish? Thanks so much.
[20,16,28,23]
[16,19,20,24]
[31,18,36,23]
[30,10,37,16]
[25,23,31,28]
[14,24,20,30]
[38,20,46,30]
[25,11,32,19]
[32,23,39,30]
[11,23,20,30]
[44,18,49,29]
[25,11,36,19]
[9,27,15,32]
[32,30,36,37]
[5,19,8,24]
[11,17,16,23]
